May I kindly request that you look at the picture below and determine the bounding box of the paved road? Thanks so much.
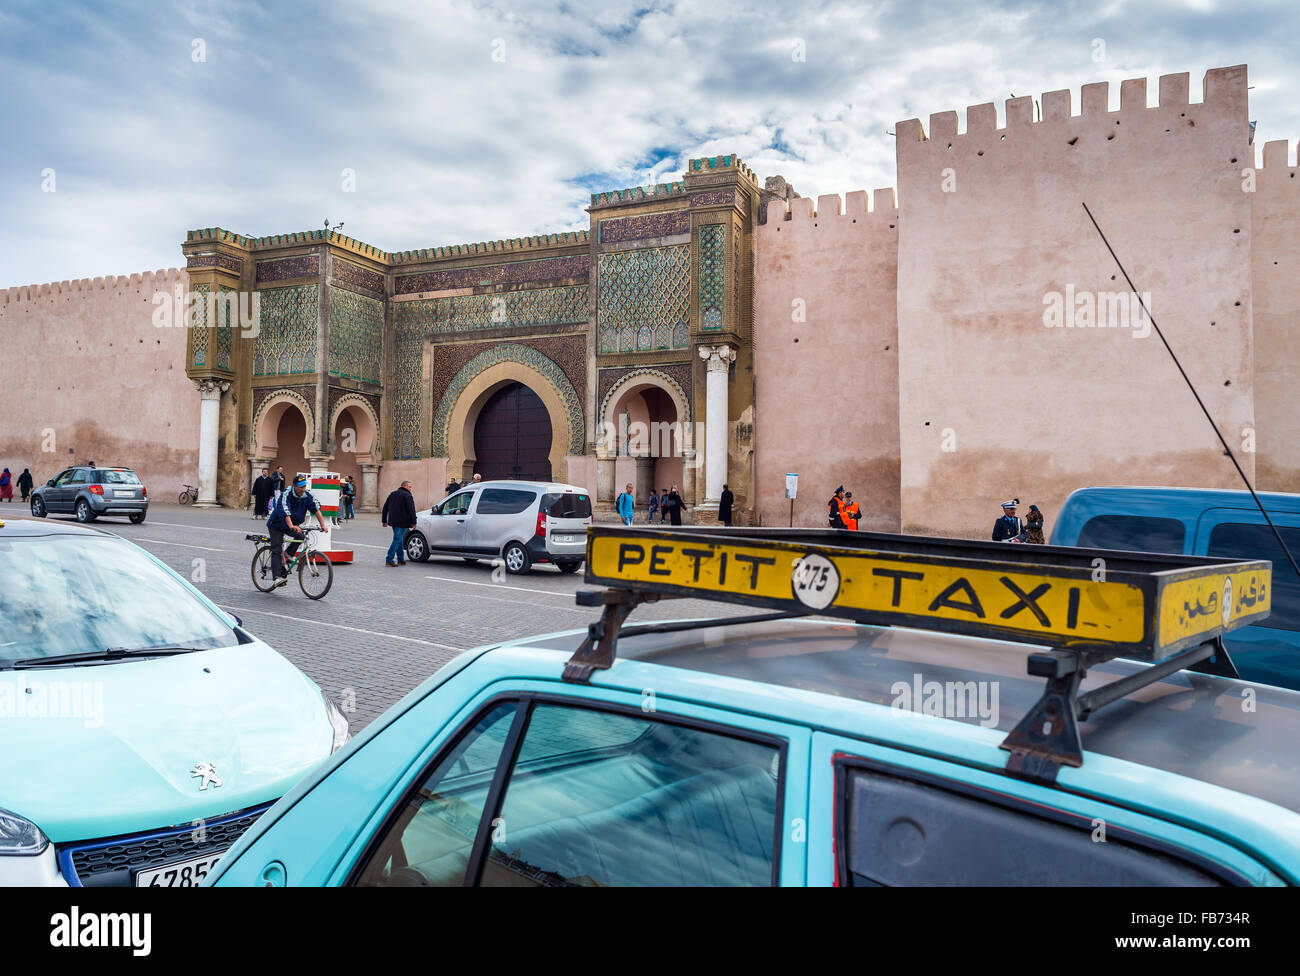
[3,502,754,730]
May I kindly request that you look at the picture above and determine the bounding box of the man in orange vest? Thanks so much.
[842,491,861,531]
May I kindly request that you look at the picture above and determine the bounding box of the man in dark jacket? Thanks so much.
[271,466,287,507]
[266,474,320,587]
[665,485,686,526]
[992,499,1025,543]
[251,467,273,519]
[828,486,847,528]
[445,478,461,496]
[718,484,734,527]
[382,480,418,566]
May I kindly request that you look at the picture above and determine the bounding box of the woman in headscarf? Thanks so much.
[1024,504,1046,545]
[0,468,12,502]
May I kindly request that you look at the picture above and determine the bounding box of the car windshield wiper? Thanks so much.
[0,645,208,670]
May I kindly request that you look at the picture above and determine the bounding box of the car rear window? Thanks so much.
[93,469,140,485]
[1206,522,1300,632]
[475,488,537,515]
[543,492,592,519]
[1075,514,1185,554]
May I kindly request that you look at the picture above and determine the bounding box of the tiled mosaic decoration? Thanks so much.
[396,285,587,335]
[252,284,319,376]
[327,289,383,383]
[215,286,233,370]
[256,255,319,283]
[599,210,690,244]
[333,258,385,298]
[698,224,726,332]
[431,343,584,457]
[395,254,588,294]
[596,245,690,354]
[391,306,425,459]
[189,284,209,367]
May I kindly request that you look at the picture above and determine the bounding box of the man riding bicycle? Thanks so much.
[267,474,320,589]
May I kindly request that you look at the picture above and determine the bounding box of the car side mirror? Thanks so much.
[46,480,54,487]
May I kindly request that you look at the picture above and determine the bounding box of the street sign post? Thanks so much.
[785,473,797,526]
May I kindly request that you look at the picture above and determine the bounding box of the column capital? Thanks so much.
[698,344,737,372]
[358,461,381,474]
[194,378,230,399]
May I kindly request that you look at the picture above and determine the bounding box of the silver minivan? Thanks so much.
[404,481,593,574]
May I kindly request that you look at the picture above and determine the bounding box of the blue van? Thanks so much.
[1052,486,1300,691]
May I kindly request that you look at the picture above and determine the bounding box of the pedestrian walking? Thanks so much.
[719,483,734,527]
[665,484,686,526]
[251,467,273,519]
[658,489,669,523]
[0,468,12,503]
[992,498,1025,543]
[343,476,357,520]
[648,489,659,524]
[842,491,860,531]
[16,468,33,503]
[616,483,635,526]
[271,466,287,507]
[381,480,417,566]
[828,486,847,529]
[1024,504,1045,544]
[266,475,320,589]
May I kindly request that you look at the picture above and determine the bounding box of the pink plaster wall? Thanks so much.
[754,189,901,529]
[380,457,447,512]
[1252,139,1300,493]
[896,66,1256,539]
[0,270,200,494]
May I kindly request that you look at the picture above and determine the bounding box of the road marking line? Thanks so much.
[144,518,389,548]
[138,538,227,552]
[221,605,463,651]
[422,575,578,598]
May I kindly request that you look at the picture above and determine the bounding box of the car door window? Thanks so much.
[475,489,536,515]
[352,701,518,887]
[481,702,781,887]
[52,470,75,487]
[68,470,89,485]
[838,763,1222,885]
[1075,514,1186,554]
[442,492,474,516]
[1206,522,1300,631]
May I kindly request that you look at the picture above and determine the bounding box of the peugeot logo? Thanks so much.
[191,762,222,791]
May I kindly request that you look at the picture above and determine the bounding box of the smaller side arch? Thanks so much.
[328,393,381,462]
[251,388,315,458]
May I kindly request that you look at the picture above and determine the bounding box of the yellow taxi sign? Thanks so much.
[584,527,1271,657]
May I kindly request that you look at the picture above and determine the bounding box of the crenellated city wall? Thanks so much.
[0,269,200,496]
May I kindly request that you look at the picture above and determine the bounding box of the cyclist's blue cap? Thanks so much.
[293,476,308,487]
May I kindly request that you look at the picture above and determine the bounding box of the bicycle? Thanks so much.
[247,524,333,599]
[179,484,197,505]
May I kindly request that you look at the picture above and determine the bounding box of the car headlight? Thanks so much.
[322,692,351,753]
[0,807,49,856]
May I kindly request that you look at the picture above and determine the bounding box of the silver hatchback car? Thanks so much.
[404,481,593,574]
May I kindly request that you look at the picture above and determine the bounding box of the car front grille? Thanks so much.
[58,803,272,887]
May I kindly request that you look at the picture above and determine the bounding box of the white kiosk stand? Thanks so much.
[297,471,353,564]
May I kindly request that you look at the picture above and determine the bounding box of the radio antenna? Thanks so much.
[1081,201,1300,580]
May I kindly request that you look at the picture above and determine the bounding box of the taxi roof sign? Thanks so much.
[570,525,1272,782]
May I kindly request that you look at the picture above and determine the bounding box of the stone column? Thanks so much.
[697,344,736,511]
[194,379,229,507]
[307,454,334,479]
[634,455,654,509]
[596,447,616,510]
[359,462,380,513]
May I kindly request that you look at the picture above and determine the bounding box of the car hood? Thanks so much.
[0,642,332,843]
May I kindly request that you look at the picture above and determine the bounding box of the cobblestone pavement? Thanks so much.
[2,502,754,730]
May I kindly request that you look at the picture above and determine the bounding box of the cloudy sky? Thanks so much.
[2,0,1297,287]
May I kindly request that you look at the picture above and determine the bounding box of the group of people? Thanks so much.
[0,467,33,503]
[622,484,692,526]
[251,467,357,525]
[827,486,862,530]
[991,498,1045,544]
[445,473,483,495]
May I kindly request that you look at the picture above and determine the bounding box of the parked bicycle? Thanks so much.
[247,524,333,599]
[178,484,197,505]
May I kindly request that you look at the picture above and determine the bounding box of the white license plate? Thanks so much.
[113,490,134,498]
[135,852,221,887]
[553,535,575,544]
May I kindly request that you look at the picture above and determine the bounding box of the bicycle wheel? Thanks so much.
[179,490,192,505]
[251,546,278,592]
[298,551,333,600]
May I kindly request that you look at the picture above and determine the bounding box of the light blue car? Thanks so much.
[0,518,349,886]
[208,526,1300,887]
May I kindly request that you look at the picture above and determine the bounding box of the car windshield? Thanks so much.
[94,469,140,485]
[0,535,236,663]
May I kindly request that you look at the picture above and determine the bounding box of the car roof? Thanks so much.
[1064,485,1300,511]
[508,617,1300,816]
[455,480,589,493]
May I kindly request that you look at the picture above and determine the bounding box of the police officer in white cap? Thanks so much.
[992,498,1025,543]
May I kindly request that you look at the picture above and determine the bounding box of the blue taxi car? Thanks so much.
[208,527,1300,886]
[0,518,349,886]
